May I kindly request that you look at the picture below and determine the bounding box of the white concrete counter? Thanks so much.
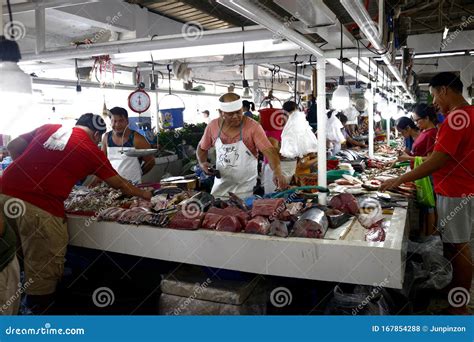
[67,208,408,289]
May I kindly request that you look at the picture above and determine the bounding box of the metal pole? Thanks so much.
[35,6,46,54]
[217,0,324,57]
[386,118,390,147]
[317,57,327,205]
[21,28,273,62]
[368,81,375,158]
[340,0,414,102]
[0,0,3,36]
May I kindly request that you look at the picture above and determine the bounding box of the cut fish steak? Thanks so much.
[329,193,359,215]
[216,216,242,232]
[251,199,285,218]
[167,211,203,230]
[202,213,223,230]
[245,216,271,235]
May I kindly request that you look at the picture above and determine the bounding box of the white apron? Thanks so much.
[211,120,257,199]
[107,132,142,184]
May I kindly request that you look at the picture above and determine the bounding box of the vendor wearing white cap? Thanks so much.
[102,107,155,184]
[197,93,287,199]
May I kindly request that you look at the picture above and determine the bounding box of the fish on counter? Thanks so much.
[329,193,359,215]
[365,221,387,242]
[167,211,202,230]
[216,216,242,232]
[270,220,290,237]
[292,207,328,239]
[245,216,271,235]
[251,198,285,218]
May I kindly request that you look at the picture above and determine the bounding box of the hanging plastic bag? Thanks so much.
[326,113,345,144]
[414,157,435,207]
[280,111,318,158]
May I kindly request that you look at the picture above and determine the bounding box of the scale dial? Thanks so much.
[128,89,151,113]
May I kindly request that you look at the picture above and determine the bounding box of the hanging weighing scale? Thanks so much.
[128,82,151,114]
[123,81,157,157]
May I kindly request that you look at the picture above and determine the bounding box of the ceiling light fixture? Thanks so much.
[0,0,33,134]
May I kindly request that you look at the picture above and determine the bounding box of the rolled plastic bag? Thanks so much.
[280,111,318,159]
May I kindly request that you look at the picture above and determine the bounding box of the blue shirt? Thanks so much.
[437,113,444,124]
[405,136,413,151]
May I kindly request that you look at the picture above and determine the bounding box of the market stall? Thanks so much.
[65,141,414,289]
[67,207,408,289]
[3,0,473,321]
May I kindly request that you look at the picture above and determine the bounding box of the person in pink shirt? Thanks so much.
[197,93,287,199]
[398,104,438,163]
[398,104,438,236]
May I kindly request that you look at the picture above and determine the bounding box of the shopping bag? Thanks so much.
[414,157,435,207]
[280,111,318,158]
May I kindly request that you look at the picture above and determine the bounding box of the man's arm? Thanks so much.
[346,135,366,148]
[6,125,39,160]
[104,174,152,200]
[196,145,212,175]
[134,133,155,175]
[398,152,432,162]
[380,151,451,191]
[261,147,287,189]
[101,133,108,156]
[267,137,280,150]
[7,137,29,160]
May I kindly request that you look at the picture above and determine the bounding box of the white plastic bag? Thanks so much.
[280,111,318,158]
[326,114,345,144]
[344,106,359,123]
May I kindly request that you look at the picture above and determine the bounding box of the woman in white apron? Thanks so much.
[106,129,142,184]
[211,119,257,199]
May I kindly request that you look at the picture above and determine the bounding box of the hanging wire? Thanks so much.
[167,64,172,95]
[75,58,81,92]
[241,27,247,85]
[358,39,388,55]
[375,61,379,83]
[368,57,371,79]
[6,0,14,24]
[340,21,345,84]
[356,39,361,86]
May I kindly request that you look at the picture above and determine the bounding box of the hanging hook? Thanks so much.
[167,64,172,95]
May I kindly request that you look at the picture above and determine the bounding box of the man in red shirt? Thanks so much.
[0,114,152,314]
[381,73,473,314]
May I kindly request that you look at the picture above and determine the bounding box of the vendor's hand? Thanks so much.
[273,171,288,190]
[199,162,212,175]
[141,190,153,201]
[85,176,102,188]
[380,177,402,192]
[397,152,410,162]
